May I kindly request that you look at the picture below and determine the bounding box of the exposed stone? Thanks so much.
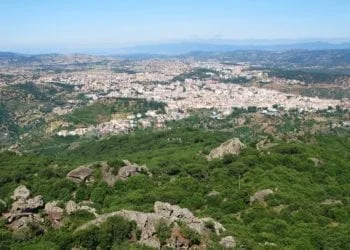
[44,201,64,227]
[65,200,79,214]
[67,166,94,183]
[250,189,274,205]
[321,199,343,205]
[100,161,118,186]
[207,190,220,197]
[101,160,151,186]
[11,185,30,201]
[118,160,151,180]
[168,226,191,249]
[11,194,44,213]
[75,201,226,249]
[207,138,246,160]
[65,200,98,217]
[154,201,194,222]
[220,236,236,249]
[309,157,324,167]
[7,213,43,231]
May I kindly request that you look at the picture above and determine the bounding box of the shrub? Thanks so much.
[156,220,172,246]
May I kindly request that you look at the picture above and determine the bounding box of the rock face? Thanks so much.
[207,138,246,160]
[220,236,236,249]
[65,200,98,217]
[44,201,64,228]
[4,185,45,230]
[3,185,99,231]
[11,185,31,201]
[76,201,229,249]
[67,166,94,183]
[101,160,151,186]
[11,195,44,213]
[250,189,274,205]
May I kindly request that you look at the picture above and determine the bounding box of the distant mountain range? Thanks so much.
[119,41,350,55]
[2,40,350,55]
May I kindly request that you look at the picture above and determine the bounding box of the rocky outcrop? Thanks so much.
[101,160,151,186]
[65,200,98,217]
[11,195,44,213]
[67,166,94,183]
[76,201,230,249]
[207,138,246,160]
[44,201,64,228]
[220,236,236,249]
[4,185,45,230]
[3,185,99,232]
[7,214,44,231]
[250,189,274,205]
[11,185,31,201]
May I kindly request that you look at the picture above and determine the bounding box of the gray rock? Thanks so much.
[11,185,30,201]
[207,190,220,197]
[8,213,43,231]
[65,200,98,217]
[310,157,324,167]
[220,236,236,249]
[321,199,343,205]
[45,201,64,227]
[67,166,94,183]
[207,138,246,160]
[65,200,79,214]
[250,189,274,205]
[101,160,151,186]
[118,160,151,180]
[11,195,44,213]
[75,201,226,249]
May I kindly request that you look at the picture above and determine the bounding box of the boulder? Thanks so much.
[250,189,274,205]
[207,138,246,160]
[5,186,45,225]
[310,157,324,167]
[7,213,43,231]
[11,185,30,201]
[118,160,151,180]
[65,200,79,214]
[207,190,220,197]
[154,201,194,222]
[11,195,44,213]
[220,236,236,249]
[321,199,343,205]
[101,160,151,186]
[65,200,98,217]
[67,166,94,183]
[44,201,64,227]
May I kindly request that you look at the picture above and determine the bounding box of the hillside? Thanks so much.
[1,113,350,249]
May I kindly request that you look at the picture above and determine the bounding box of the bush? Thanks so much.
[156,221,172,245]
[99,216,137,249]
[180,224,201,246]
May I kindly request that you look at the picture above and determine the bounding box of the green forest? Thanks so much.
[1,119,350,249]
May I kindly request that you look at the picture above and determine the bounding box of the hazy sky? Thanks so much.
[1,0,350,50]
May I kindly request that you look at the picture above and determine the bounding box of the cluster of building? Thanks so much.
[2,58,349,137]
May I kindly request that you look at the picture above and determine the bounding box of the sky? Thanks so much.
[1,0,350,51]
